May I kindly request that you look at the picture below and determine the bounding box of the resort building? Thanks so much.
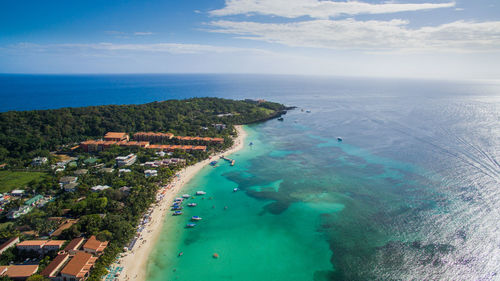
[0,237,19,255]
[64,237,85,255]
[103,132,129,142]
[60,251,97,281]
[82,236,108,256]
[74,169,88,176]
[16,240,65,254]
[115,154,137,167]
[133,132,174,142]
[0,264,39,280]
[118,168,131,173]
[41,253,70,280]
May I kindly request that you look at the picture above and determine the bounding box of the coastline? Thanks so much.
[116,125,248,281]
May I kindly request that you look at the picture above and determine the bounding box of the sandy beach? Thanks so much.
[115,125,247,281]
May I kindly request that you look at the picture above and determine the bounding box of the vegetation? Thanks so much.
[0,98,287,165]
[0,97,288,280]
[0,171,46,193]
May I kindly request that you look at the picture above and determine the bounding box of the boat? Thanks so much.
[172,203,181,207]
[178,252,183,257]
[306,110,311,113]
[233,188,239,192]
[249,142,253,146]
[174,198,183,202]
[187,203,197,207]
[210,161,218,166]
[277,117,284,121]
[171,206,183,211]
[191,216,202,221]
[173,211,182,216]
[337,137,343,142]
[196,191,206,195]
[182,194,191,198]
[186,223,196,228]
[213,253,219,259]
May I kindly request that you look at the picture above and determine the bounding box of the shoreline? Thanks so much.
[115,125,248,281]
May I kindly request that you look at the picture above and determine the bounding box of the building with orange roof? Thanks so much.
[60,251,97,281]
[41,253,70,279]
[82,236,108,256]
[2,264,38,280]
[17,240,66,254]
[0,237,19,255]
[43,240,66,252]
[64,237,85,255]
[103,132,129,142]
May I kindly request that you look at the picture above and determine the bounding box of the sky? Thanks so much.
[0,0,499,79]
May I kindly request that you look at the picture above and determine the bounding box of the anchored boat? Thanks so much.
[196,191,206,195]
[191,216,202,221]
[187,203,197,207]
[186,223,196,228]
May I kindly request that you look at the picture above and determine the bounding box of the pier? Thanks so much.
[220,156,236,166]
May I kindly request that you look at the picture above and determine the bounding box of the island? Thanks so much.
[0,98,288,281]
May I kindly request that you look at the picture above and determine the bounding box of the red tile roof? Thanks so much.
[60,251,94,277]
[5,265,38,278]
[41,253,69,278]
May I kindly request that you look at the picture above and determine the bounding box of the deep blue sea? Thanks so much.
[2,74,500,280]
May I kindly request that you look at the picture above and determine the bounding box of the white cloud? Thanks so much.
[133,32,154,36]
[9,42,271,55]
[210,0,455,19]
[208,19,500,52]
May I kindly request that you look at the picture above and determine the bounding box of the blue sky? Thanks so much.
[0,0,499,79]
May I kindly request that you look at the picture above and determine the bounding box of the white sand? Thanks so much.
[116,125,247,281]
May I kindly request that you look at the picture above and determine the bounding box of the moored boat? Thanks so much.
[182,194,191,198]
[337,137,343,142]
[188,203,197,207]
[186,223,196,228]
[233,188,239,192]
[196,191,206,195]
[210,161,218,166]
[173,211,182,216]
[191,216,202,221]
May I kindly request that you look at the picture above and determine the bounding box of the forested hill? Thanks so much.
[0,98,288,162]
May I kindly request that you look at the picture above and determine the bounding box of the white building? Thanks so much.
[116,154,137,167]
[144,170,158,178]
[90,185,111,192]
[31,157,48,166]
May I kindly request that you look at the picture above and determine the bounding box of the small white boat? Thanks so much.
[196,191,206,195]
[174,198,184,202]
[233,188,239,192]
[191,216,202,221]
[186,223,196,228]
[182,194,191,198]
[188,203,197,207]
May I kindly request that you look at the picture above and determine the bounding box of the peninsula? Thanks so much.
[0,98,288,281]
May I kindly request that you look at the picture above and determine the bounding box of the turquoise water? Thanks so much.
[3,75,499,279]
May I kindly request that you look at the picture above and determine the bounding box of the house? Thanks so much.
[64,182,79,192]
[0,237,19,255]
[119,186,131,194]
[144,170,157,178]
[31,157,48,166]
[11,190,25,197]
[82,236,108,255]
[115,154,137,167]
[40,253,70,280]
[212,123,227,130]
[98,168,114,173]
[50,219,79,237]
[74,169,88,176]
[1,264,38,280]
[60,251,97,281]
[24,195,43,206]
[59,176,78,187]
[63,237,85,255]
[103,132,129,142]
[90,185,110,192]
[118,169,131,173]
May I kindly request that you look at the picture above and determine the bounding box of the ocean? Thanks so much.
[2,74,500,280]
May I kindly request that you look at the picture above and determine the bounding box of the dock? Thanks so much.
[220,156,236,166]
